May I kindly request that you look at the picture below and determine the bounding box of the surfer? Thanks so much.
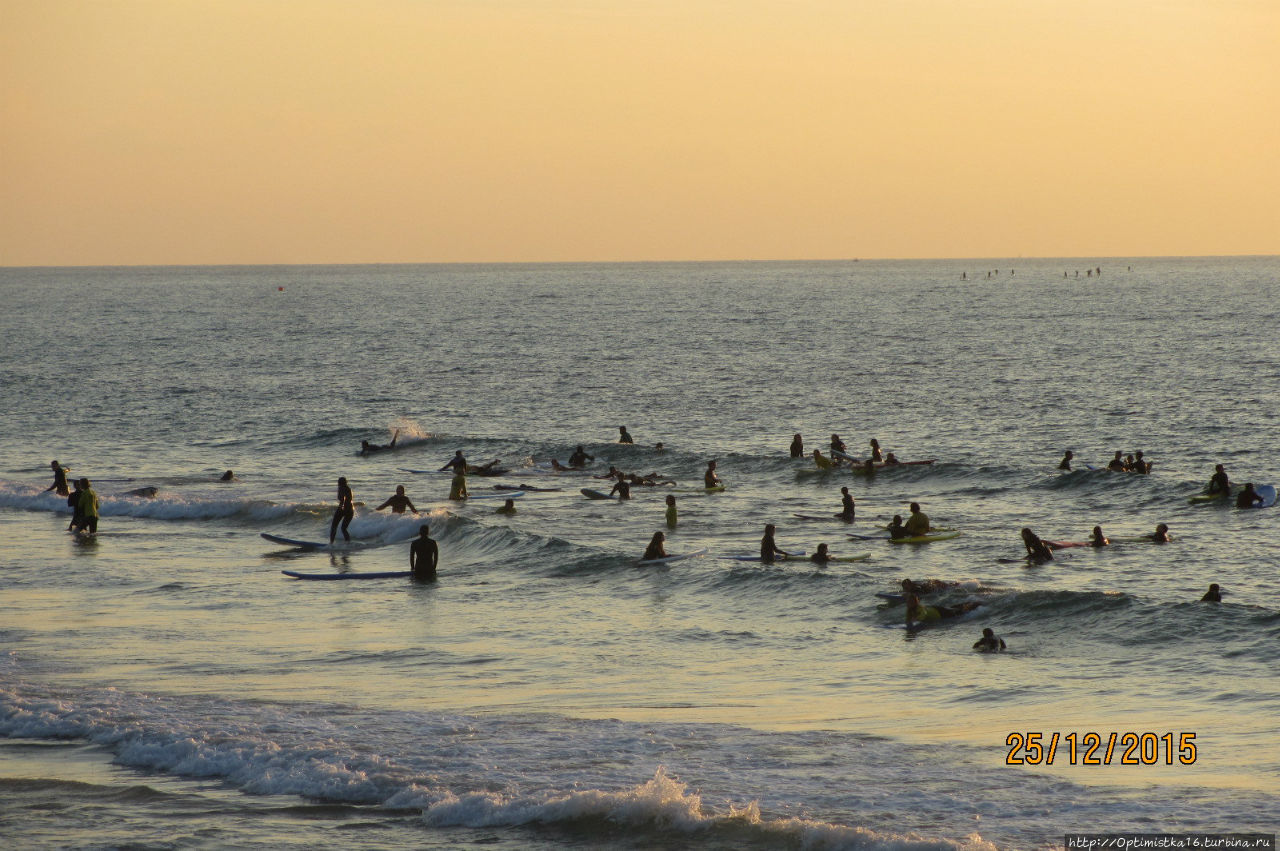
[375,485,418,514]
[440,451,467,473]
[886,515,910,540]
[901,578,956,594]
[1235,483,1264,509]
[495,498,517,515]
[973,628,1006,652]
[869,439,883,463]
[642,532,667,561]
[665,494,677,527]
[1021,528,1054,562]
[704,460,722,489]
[838,487,855,522]
[830,434,847,455]
[1148,523,1171,543]
[46,460,69,496]
[219,470,236,481]
[568,445,594,468]
[1057,451,1073,471]
[593,466,624,481]
[883,453,901,465]
[760,524,787,564]
[904,593,981,626]
[861,459,876,477]
[608,478,632,500]
[448,469,468,501]
[409,525,438,581]
[790,434,804,458]
[812,449,833,470]
[1206,464,1230,496]
[1107,451,1126,472]
[618,426,634,444]
[466,459,506,476]
[1201,583,1221,602]
[1089,526,1109,547]
[330,477,354,544]
[904,502,930,537]
[1132,450,1151,473]
[810,543,833,564]
[74,478,100,534]
[67,479,85,531]
[360,429,399,456]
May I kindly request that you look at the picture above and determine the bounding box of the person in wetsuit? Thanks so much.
[1148,523,1171,543]
[789,434,804,458]
[760,524,787,564]
[1236,483,1264,509]
[1021,528,1054,562]
[1201,583,1221,602]
[869,439,884,463]
[330,477,354,544]
[886,515,909,540]
[409,525,438,581]
[375,485,418,514]
[440,451,467,473]
[838,487,855,523]
[618,426,634,444]
[569,446,594,467]
[609,478,632,500]
[360,429,399,456]
[642,531,667,561]
[1057,451,1073,471]
[973,628,1006,652]
[1206,464,1230,496]
[46,461,69,496]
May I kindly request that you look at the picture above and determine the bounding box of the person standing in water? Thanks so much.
[375,485,418,514]
[440,451,467,473]
[75,478,100,534]
[67,478,85,531]
[409,525,438,581]
[330,477,354,544]
[838,487,855,523]
[448,468,468,501]
[705,460,722,489]
[46,461,69,496]
[618,426,634,444]
[665,494,677,528]
[789,434,804,458]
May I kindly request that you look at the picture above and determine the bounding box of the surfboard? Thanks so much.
[460,491,524,500]
[792,513,854,522]
[581,488,621,500]
[1046,540,1090,549]
[815,553,873,563]
[638,548,707,566]
[1244,484,1277,509]
[282,570,414,580]
[847,533,889,541]
[876,592,907,604]
[1189,490,1231,504]
[830,449,859,464]
[261,533,332,549]
[724,552,805,562]
[888,531,962,544]
[674,485,726,494]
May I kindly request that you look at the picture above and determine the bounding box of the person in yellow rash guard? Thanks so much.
[665,494,677,528]
[906,593,981,626]
[904,502,930,537]
[812,449,833,470]
[448,470,468,500]
[76,478,100,534]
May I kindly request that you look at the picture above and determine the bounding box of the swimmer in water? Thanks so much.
[809,543,834,563]
[1057,450,1073,471]
[883,453,901,465]
[1235,483,1264,509]
[812,449,833,470]
[830,434,847,455]
[495,498,517,515]
[219,470,236,481]
[1089,526,1109,547]
[1201,583,1221,602]
[790,434,804,458]
[973,628,1006,652]
[375,485,418,514]
[1107,451,1126,472]
[1148,523,1171,543]
[642,531,667,560]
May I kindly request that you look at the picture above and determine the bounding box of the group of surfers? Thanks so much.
[796,434,917,473]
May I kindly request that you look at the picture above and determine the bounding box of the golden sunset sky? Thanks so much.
[2,0,1277,265]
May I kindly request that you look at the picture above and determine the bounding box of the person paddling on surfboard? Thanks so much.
[705,460,722,489]
[360,429,399,456]
[643,531,667,561]
[838,487,855,523]
[905,593,981,627]
[1235,483,1264,509]
[760,524,787,564]
[1206,464,1230,496]
[330,477,355,544]
[1021,528,1054,562]
[375,485,418,515]
[409,524,438,581]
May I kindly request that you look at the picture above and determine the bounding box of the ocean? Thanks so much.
[1,257,1277,849]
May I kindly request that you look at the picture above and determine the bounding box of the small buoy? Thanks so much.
[278,287,285,291]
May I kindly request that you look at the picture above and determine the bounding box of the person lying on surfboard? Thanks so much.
[643,531,667,561]
[375,485,418,515]
[902,578,958,594]
[883,453,902,465]
[360,429,399,456]
[905,593,981,626]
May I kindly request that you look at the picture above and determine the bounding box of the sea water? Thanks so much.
[1,258,1277,849]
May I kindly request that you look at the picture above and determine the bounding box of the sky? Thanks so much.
[2,0,1277,265]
